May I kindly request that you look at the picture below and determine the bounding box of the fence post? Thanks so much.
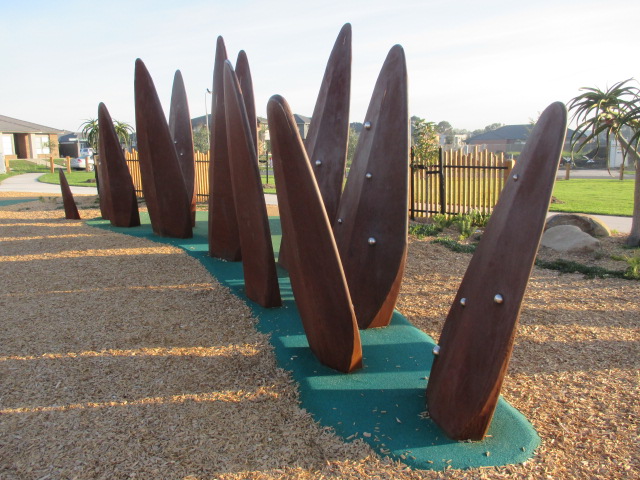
[438,147,446,214]
[49,156,54,173]
[503,159,515,183]
[409,146,415,220]
[5,157,9,172]
[66,156,71,173]
[85,156,91,172]
[564,161,571,180]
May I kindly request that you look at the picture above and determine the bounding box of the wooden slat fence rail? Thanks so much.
[410,147,515,219]
[124,150,211,200]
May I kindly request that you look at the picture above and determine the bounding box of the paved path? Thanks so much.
[1,174,631,232]
[0,173,98,195]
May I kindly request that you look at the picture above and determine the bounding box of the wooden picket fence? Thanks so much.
[410,147,515,219]
[124,150,211,201]
[124,147,514,218]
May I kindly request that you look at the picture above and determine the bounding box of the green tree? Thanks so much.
[193,126,210,153]
[346,126,359,168]
[411,117,439,165]
[114,121,134,149]
[568,78,640,246]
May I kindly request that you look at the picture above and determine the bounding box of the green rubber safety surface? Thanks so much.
[0,197,39,207]
[88,212,540,471]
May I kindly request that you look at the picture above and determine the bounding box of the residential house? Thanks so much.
[467,124,578,155]
[0,114,63,159]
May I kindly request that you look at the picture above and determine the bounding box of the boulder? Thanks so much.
[541,225,601,253]
[545,213,611,237]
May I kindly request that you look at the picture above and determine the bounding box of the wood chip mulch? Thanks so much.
[1,193,638,479]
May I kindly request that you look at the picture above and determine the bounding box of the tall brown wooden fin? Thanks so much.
[98,103,140,227]
[224,62,281,308]
[58,170,80,220]
[208,36,241,260]
[306,22,351,223]
[235,50,257,156]
[333,45,409,329]
[426,102,568,441]
[279,23,352,271]
[168,70,197,226]
[268,94,362,373]
[134,58,192,238]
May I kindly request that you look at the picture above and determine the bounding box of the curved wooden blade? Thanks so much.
[426,102,568,440]
[208,36,241,260]
[268,94,362,373]
[224,61,281,308]
[58,170,80,219]
[333,45,409,329]
[235,50,257,156]
[98,103,140,228]
[168,70,197,226]
[306,22,351,223]
[134,58,192,238]
[279,23,352,271]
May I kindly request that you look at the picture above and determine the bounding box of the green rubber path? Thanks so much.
[88,212,540,471]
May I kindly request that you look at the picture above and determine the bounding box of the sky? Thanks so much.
[1,0,638,133]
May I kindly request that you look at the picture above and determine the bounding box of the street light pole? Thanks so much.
[205,88,212,147]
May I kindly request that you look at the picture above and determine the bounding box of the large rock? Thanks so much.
[545,213,611,237]
[541,225,601,253]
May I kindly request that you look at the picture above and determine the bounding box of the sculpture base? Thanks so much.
[88,212,540,471]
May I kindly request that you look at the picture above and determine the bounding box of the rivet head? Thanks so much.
[365,172,373,179]
[368,237,376,245]
[432,345,440,356]
[315,159,322,166]
[337,218,343,224]
[364,121,372,130]
[174,140,178,144]
[512,174,519,181]
[460,297,466,307]
[494,294,504,304]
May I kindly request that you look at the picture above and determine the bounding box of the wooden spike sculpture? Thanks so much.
[224,61,281,308]
[58,170,81,220]
[97,103,140,228]
[235,51,258,155]
[134,58,192,238]
[426,102,568,441]
[209,36,242,260]
[168,70,197,226]
[268,94,362,373]
[333,45,409,329]
[278,23,352,270]
[306,22,352,224]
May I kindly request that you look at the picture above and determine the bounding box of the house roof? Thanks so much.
[468,124,580,144]
[293,114,311,125]
[468,125,530,143]
[0,114,64,134]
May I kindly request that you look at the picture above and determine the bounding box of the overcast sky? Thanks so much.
[2,0,637,133]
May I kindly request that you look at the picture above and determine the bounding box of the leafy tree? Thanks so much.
[193,126,210,153]
[114,121,134,149]
[411,117,439,165]
[568,78,640,246]
[346,126,359,168]
[436,121,452,135]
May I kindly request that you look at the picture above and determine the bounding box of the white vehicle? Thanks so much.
[79,147,94,158]
[70,156,95,171]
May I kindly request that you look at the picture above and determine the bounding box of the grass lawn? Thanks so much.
[38,171,97,187]
[550,178,634,217]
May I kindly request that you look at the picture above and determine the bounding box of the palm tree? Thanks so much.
[568,79,640,246]
[79,118,134,151]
